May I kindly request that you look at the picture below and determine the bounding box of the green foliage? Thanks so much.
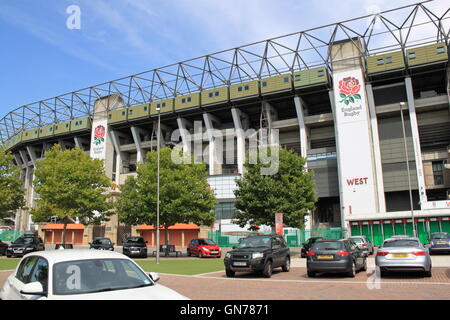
[0,147,25,220]
[116,148,217,230]
[31,145,112,225]
[233,147,317,230]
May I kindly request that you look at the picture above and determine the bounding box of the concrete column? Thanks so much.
[131,126,145,163]
[176,118,192,153]
[293,95,308,160]
[261,101,278,145]
[203,113,222,175]
[109,130,124,185]
[405,77,428,208]
[231,108,246,175]
[26,146,38,168]
[366,84,386,213]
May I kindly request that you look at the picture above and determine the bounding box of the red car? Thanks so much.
[187,238,221,258]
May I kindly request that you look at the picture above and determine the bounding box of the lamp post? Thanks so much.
[400,102,417,237]
[156,105,161,264]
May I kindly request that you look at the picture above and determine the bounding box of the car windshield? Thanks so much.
[382,240,420,248]
[93,239,111,245]
[350,238,364,243]
[13,237,33,245]
[237,237,271,248]
[431,233,450,240]
[198,239,216,245]
[312,241,343,250]
[53,259,153,295]
[125,237,144,244]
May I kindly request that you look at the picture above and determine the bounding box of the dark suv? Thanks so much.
[89,237,114,251]
[224,235,290,278]
[6,236,45,258]
[122,236,148,258]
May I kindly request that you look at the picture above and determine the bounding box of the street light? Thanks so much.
[399,102,417,238]
[156,104,161,264]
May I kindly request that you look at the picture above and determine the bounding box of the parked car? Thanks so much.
[348,235,374,255]
[306,239,367,277]
[89,238,114,251]
[300,237,324,258]
[0,240,8,256]
[0,250,189,300]
[376,237,432,277]
[122,236,148,258]
[224,235,290,278]
[187,238,221,258]
[428,232,450,254]
[6,236,45,258]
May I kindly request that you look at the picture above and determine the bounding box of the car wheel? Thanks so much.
[198,251,203,258]
[225,268,235,277]
[262,260,273,278]
[282,257,290,272]
[348,261,356,278]
[424,270,432,277]
[307,270,316,277]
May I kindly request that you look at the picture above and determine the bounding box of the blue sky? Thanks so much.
[0,0,446,118]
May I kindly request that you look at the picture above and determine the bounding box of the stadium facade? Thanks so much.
[1,3,450,245]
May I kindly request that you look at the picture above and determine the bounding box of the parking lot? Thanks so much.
[1,255,449,300]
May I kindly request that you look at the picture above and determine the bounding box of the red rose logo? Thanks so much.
[338,77,362,105]
[93,125,105,145]
[94,125,105,139]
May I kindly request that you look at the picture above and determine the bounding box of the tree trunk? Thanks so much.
[164,226,169,246]
[62,217,68,246]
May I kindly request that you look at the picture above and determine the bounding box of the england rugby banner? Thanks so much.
[333,69,378,217]
[90,119,108,160]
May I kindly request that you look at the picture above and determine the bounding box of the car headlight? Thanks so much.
[252,253,264,259]
[202,247,210,252]
[25,247,33,251]
[225,253,231,258]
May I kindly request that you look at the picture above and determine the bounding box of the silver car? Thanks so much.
[348,236,374,255]
[375,237,432,277]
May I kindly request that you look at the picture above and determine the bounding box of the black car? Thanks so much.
[224,235,290,278]
[0,240,8,256]
[89,237,114,251]
[6,236,45,258]
[306,239,367,277]
[122,236,148,258]
[301,236,324,258]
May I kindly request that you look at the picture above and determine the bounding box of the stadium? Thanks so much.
[1,2,449,247]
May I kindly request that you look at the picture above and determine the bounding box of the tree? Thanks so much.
[233,147,317,230]
[116,148,217,245]
[31,145,112,244]
[0,147,25,222]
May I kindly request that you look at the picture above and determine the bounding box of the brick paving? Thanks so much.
[2,266,449,300]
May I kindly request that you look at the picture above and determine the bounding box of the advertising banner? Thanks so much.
[90,119,108,160]
[275,213,283,235]
[333,69,378,218]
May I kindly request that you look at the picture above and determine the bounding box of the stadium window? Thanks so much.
[317,70,324,77]
[294,74,301,81]
[215,91,219,96]
[408,52,416,59]
[129,109,133,114]
[162,103,166,107]
[55,126,58,130]
[283,77,289,83]
[182,98,186,104]
[437,46,445,54]
[432,161,444,185]
[144,106,148,111]
[262,81,267,87]
[187,97,191,102]
[385,56,393,64]
[75,121,78,126]
[238,86,243,92]
[209,92,213,98]
[244,85,249,90]
[377,58,384,65]
[66,124,69,128]
[121,111,125,116]
[108,114,112,119]
[157,104,161,109]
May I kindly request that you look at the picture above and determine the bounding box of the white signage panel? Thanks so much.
[90,119,108,160]
[333,69,378,217]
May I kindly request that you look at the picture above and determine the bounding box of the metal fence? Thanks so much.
[209,228,347,247]
[0,230,24,242]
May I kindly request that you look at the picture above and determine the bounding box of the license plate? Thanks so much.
[437,242,446,245]
[131,251,139,253]
[233,262,247,266]
[211,251,218,254]
[317,255,333,259]
[392,253,408,258]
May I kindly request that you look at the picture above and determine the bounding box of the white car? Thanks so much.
[0,249,189,300]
